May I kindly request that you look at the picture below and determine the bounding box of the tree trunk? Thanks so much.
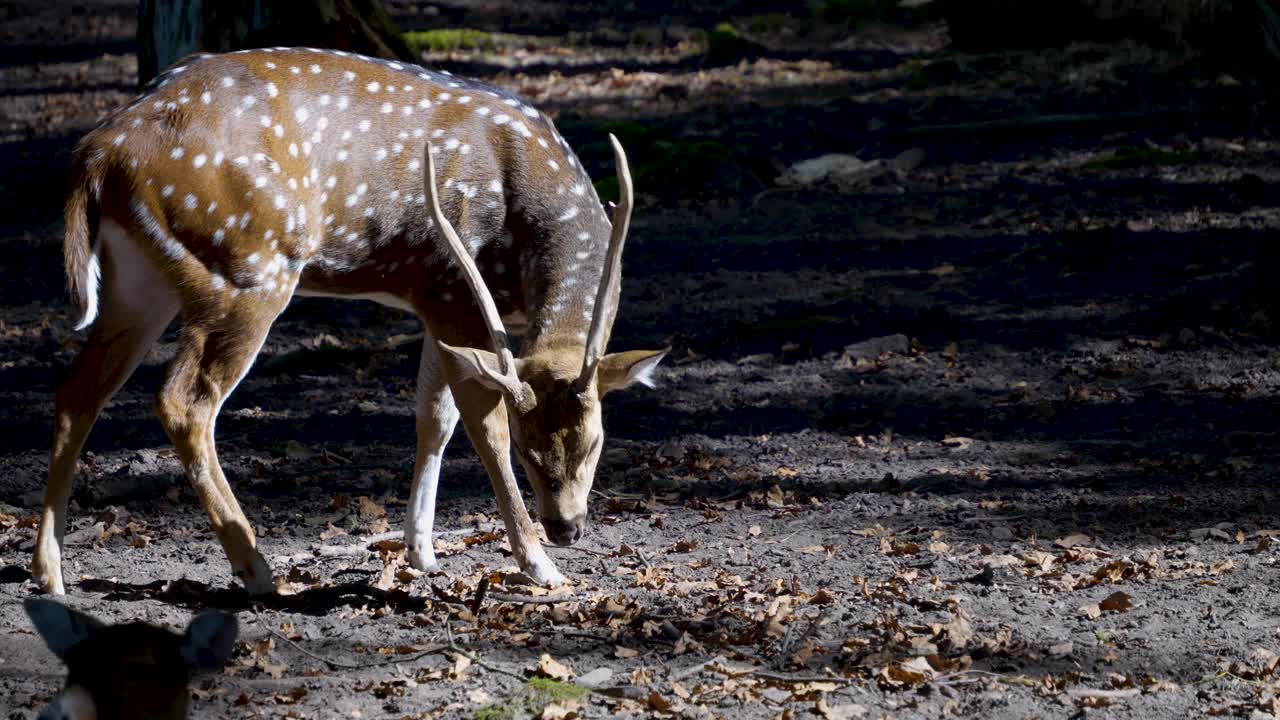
[137,0,415,85]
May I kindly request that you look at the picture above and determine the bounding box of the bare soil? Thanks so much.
[3,1,1280,718]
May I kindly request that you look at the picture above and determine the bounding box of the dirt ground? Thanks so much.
[4,1,1280,718]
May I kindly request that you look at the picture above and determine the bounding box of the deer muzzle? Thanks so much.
[541,514,585,546]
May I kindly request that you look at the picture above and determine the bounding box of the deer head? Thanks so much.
[426,134,666,546]
[24,598,238,720]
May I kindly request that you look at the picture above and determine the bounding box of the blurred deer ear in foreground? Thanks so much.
[24,598,238,720]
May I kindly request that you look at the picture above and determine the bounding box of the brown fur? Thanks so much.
[32,47,666,595]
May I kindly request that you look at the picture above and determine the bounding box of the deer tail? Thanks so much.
[63,155,101,331]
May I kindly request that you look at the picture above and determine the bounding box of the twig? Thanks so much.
[312,530,405,557]
[470,576,490,615]
[445,622,526,681]
[540,626,618,646]
[634,547,653,571]
[960,515,1026,524]
[1066,687,1141,701]
[488,592,583,605]
[747,671,856,684]
[672,655,727,682]
[253,608,443,670]
[432,584,582,607]
[279,462,402,479]
[310,526,495,559]
[562,546,609,557]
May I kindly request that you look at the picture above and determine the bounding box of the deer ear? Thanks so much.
[597,349,668,396]
[437,342,531,400]
[24,598,105,661]
[181,610,238,674]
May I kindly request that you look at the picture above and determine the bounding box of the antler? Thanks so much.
[425,144,536,413]
[576,134,633,390]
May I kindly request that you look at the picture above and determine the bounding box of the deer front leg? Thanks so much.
[405,334,460,572]
[155,298,288,595]
[450,380,566,586]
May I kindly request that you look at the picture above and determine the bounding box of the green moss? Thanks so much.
[705,21,751,65]
[403,28,548,54]
[1084,146,1201,170]
[820,0,895,23]
[526,677,589,702]
[404,28,495,52]
[472,678,588,720]
[591,122,738,201]
[745,13,798,35]
[472,705,517,720]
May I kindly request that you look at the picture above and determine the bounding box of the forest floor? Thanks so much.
[3,1,1280,718]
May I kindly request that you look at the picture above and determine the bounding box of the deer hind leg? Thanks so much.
[155,288,294,595]
[405,333,460,572]
[32,220,179,595]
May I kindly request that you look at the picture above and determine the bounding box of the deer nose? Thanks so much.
[543,515,585,546]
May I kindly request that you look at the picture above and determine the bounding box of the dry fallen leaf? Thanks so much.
[816,696,868,719]
[449,653,472,680]
[1100,591,1133,613]
[536,653,575,681]
[1054,533,1092,549]
[646,691,674,712]
[1082,591,1133,618]
[356,496,386,520]
[274,687,307,705]
[539,700,581,720]
[810,588,837,605]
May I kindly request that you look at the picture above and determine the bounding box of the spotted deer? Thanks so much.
[30,47,666,596]
[24,598,238,720]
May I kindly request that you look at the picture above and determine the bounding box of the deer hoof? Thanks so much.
[235,552,277,596]
[408,548,440,573]
[31,543,66,596]
[523,555,568,587]
[31,562,66,596]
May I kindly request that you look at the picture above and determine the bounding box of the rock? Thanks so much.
[843,334,910,360]
[576,667,614,689]
[777,154,887,188]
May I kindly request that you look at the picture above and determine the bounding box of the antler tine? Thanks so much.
[425,145,533,409]
[577,134,633,388]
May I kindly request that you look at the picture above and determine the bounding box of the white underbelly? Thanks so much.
[293,287,418,314]
[291,288,529,334]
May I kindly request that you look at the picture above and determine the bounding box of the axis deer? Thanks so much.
[30,47,666,596]
[24,598,238,720]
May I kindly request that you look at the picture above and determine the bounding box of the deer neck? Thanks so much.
[518,205,615,357]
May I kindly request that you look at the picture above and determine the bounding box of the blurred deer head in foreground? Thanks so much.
[24,598,238,720]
